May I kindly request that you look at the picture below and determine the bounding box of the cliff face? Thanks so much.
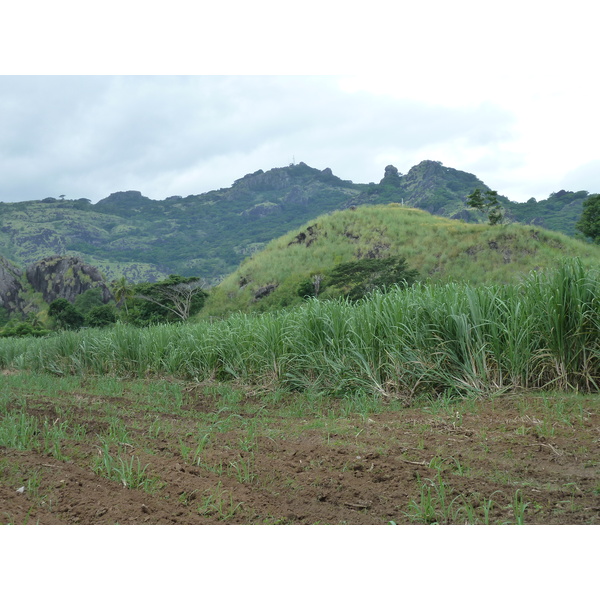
[25,256,113,305]
[0,256,26,314]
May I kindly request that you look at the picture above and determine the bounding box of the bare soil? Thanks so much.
[1,376,598,525]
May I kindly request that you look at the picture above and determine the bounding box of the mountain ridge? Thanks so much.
[0,160,594,284]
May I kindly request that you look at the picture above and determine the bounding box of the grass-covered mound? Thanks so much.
[201,204,600,317]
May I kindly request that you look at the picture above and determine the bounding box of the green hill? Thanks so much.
[201,204,600,317]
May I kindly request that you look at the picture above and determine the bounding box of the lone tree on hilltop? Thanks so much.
[466,188,504,225]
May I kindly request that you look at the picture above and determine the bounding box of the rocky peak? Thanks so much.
[97,190,151,205]
[234,167,293,192]
[380,165,402,186]
[233,162,345,193]
[403,160,445,182]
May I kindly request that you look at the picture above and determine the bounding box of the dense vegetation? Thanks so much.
[507,190,591,237]
[2,198,600,335]
[0,274,208,336]
[1,260,598,398]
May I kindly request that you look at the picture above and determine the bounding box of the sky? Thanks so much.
[0,1,598,205]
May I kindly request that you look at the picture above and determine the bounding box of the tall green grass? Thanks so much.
[1,260,597,398]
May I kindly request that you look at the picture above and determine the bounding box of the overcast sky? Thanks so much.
[1,2,598,205]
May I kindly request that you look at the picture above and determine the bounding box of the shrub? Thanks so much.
[86,304,117,328]
[48,299,85,330]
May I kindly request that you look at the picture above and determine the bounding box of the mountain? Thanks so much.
[348,161,491,219]
[0,161,594,284]
[200,204,600,317]
[0,164,363,283]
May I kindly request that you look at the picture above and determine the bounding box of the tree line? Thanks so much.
[0,275,208,337]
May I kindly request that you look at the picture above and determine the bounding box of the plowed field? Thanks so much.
[1,373,598,525]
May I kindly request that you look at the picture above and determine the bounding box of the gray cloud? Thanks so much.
[559,161,600,195]
[0,76,517,202]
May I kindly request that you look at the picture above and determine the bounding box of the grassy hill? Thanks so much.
[201,204,600,317]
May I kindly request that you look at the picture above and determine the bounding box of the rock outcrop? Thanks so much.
[242,202,283,220]
[26,256,113,305]
[0,256,26,314]
[380,164,402,187]
[235,168,292,192]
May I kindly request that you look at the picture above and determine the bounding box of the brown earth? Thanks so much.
[1,375,599,525]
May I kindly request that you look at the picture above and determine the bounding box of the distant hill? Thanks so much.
[0,161,595,284]
[200,204,600,317]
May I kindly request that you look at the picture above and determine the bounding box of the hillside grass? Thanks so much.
[200,204,600,317]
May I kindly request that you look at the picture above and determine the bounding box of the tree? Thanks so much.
[297,273,325,299]
[74,287,104,315]
[131,275,208,323]
[326,257,418,301]
[576,194,600,243]
[112,276,134,315]
[298,257,418,302]
[86,304,117,328]
[48,298,85,330]
[466,188,504,225]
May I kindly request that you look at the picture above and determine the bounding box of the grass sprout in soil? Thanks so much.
[0,374,598,525]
